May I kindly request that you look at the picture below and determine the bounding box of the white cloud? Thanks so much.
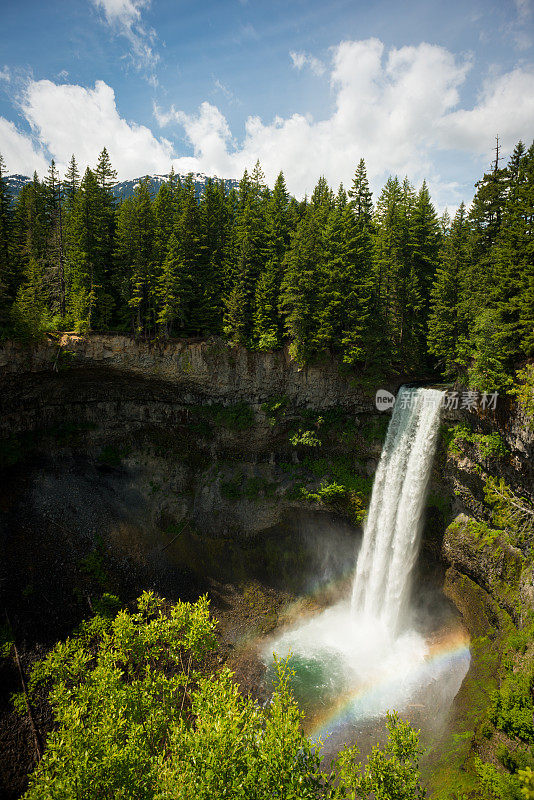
[17,78,173,178]
[153,38,533,208]
[436,67,534,153]
[290,50,326,77]
[4,39,534,211]
[90,0,159,76]
[0,117,48,176]
[0,66,10,83]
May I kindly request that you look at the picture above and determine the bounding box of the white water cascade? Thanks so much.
[265,386,470,737]
[351,386,444,632]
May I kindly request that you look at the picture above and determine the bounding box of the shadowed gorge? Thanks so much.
[1,336,532,798]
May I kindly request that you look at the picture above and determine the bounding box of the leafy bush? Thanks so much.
[511,365,534,430]
[25,592,216,800]
[261,395,288,426]
[290,428,322,447]
[23,594,427,800]
[192,402,255,431]
[447,424,508,461]
[484,476,534,549]
[489,669,534,742]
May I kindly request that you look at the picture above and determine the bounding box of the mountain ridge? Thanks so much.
[4,172,240,201]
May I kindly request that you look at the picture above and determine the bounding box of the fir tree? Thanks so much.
[95,147,118,191]
[224,169,268,344]
[0,153,13,328]
[64,154,80,203]
[428,203,470,375]
[348,158,373,225]
[253,172,290,348]
[279,207,324,363]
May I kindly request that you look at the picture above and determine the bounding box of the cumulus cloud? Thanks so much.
[3,38,534,210]
[90,0,159,78]
[436,66,534,152]
[152,38,533,208]
[15,78,173,177]
[0,117,49,175]
[290,50,326,76]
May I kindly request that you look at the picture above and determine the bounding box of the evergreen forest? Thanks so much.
[0,144,532,389]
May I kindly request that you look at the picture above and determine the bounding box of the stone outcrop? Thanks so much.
[0,333,391,411]
[442,513,531,623]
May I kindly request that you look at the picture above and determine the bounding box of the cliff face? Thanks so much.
[0,333,387,414]
[2,335,532,797]
[0,336,391,624]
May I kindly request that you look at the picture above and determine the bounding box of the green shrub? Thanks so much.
[261,396,288,426]
[23,594,427,800]
[289,428,322,447]
[489,669,534,742]
[191,402,255,431]
[511,365,534,430]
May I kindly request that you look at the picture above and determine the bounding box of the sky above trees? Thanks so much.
[0,0,533,209]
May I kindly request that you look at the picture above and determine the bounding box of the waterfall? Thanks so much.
[265,384,470,735]
[351,386,443,632]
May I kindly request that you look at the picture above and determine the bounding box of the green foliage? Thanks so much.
[519,766,534,799]
[3,145,531,387]
[484,475,534,549]
[78,537,109,588]
[296,457,372,524]
[190,401,255,431]
[474,757,524,800]
[360,415,389,444]
[261,395,288,426]
[511,364,534,429]
[23,595,426,800]
[447,424,508,461]
[489,668,534,742]
[0,622,14,658]
[289,428,322,447]
[460,516,502,546]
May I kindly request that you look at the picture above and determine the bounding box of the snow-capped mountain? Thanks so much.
[4,174,32,198]
[4,172,240,201]
[112,172,239,200]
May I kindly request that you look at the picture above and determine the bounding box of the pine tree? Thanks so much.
[121,180,156,335]
[348,159,373,225]
[64,154,80,203]
[198,178,228,334]
[224,168,268,344]
[408,180,441,360]
[0,153,13,328]
[279,207,324,363]
[45,160,66,317]
[428,203,470,375]
[95,147,118,192]
[157,232,190,336]
[253,172,290,348]
[152,182,175,269]
[12,257,49,336]
[492,141,534,358]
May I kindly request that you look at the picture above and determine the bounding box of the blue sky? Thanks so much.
[0,0,533,209]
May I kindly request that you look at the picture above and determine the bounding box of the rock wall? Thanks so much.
[0,333,394,411]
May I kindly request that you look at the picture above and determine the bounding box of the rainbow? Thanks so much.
[306,629,470,740]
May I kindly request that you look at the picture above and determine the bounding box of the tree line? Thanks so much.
[0,142,532,389]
